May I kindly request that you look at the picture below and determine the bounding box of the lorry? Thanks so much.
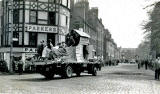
[34,29,101,79]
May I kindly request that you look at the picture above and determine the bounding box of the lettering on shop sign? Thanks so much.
[24,48,37,53]
[27,25,57,33]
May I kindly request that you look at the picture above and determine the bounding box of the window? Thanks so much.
[54,0,61,4]
[13,9,19,24]
[13,32,19,47]
[38,11,48,24]
[66,16,68,26]
[48,0,55,3]
[29,32,37,47]
[13,0,23,1]
[48,12,56,25]
[30,10,37,24]
[62,0,67,6]
[47,33,55,46]
[38,0,48,2]
[67,0,68,7]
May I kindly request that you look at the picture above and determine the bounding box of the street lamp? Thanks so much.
[8,0,14,73]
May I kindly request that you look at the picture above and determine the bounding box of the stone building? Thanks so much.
[70,0,96,57]
[121,48,137,61]
[0,1,2,47]
[70,0,120,61]
[0,0,70,69]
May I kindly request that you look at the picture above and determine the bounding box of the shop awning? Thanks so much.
[73,29,90,38]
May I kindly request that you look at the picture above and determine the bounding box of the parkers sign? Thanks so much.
[26,25,57,33]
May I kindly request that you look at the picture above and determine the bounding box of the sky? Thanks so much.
[89,0,159,48]
[0,0,158,48]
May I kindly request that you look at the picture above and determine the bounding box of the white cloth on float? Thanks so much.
[42,46,51,58]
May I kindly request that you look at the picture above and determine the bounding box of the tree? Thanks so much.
[143,2,160,57]
[137,40,150,60]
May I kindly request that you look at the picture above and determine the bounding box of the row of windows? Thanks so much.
[13,10,68,27]
[13,0,69,8]
[12,32,56,47]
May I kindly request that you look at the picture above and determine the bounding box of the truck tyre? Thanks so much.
[92,66,97,76]
[62,65,73,78]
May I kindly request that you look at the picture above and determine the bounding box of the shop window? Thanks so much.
[48,12,56,25]
[13,9,19,24]
[30,10,37,24]
[29,32,37,47]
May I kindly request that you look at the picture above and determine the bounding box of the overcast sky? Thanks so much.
[1,0,159,48]
[89,0,159,48]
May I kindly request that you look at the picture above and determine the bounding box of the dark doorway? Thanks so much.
[83,45,88,60]
[47,33,55,46]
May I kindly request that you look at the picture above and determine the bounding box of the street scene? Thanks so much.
[0,0,160,94]
[0,63,160,94]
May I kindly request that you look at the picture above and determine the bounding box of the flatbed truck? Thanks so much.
[34,29,101,79]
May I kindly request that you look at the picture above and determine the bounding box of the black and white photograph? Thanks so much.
[0,0,160,94]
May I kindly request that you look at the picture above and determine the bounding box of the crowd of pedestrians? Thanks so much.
[136,57,160,80]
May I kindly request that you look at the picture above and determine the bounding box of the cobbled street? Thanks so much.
[0,63,160,94]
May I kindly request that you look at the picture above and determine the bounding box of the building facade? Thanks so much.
[121,48,137,61]
[0,0,70,69]
[70,0,97,57]
[0,1,2,47]
[70,0,113,60]
[87,7,104,57]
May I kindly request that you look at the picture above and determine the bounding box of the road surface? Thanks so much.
[0,63,160,94]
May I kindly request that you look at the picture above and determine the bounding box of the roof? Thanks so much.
[73,29,90,38]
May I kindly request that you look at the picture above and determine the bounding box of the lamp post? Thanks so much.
[83,0,86,32]
[57,0,60,43]
[9,0,14,73]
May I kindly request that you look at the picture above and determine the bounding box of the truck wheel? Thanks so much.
[92,66,97,76]
[63,65,73,78]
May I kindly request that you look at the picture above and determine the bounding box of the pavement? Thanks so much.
[0,63,160,94]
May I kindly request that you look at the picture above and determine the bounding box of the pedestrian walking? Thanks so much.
[154,57,160,80]
[109,60,111,66]
[145,60,148,70]
[136,60,140,69]
[18,56,23,75]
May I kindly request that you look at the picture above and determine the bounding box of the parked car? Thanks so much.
[130,59,136,64]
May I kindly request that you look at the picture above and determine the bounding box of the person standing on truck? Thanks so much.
[37,40,45,59]
[42,40,52,59]
[58,42,67,57]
